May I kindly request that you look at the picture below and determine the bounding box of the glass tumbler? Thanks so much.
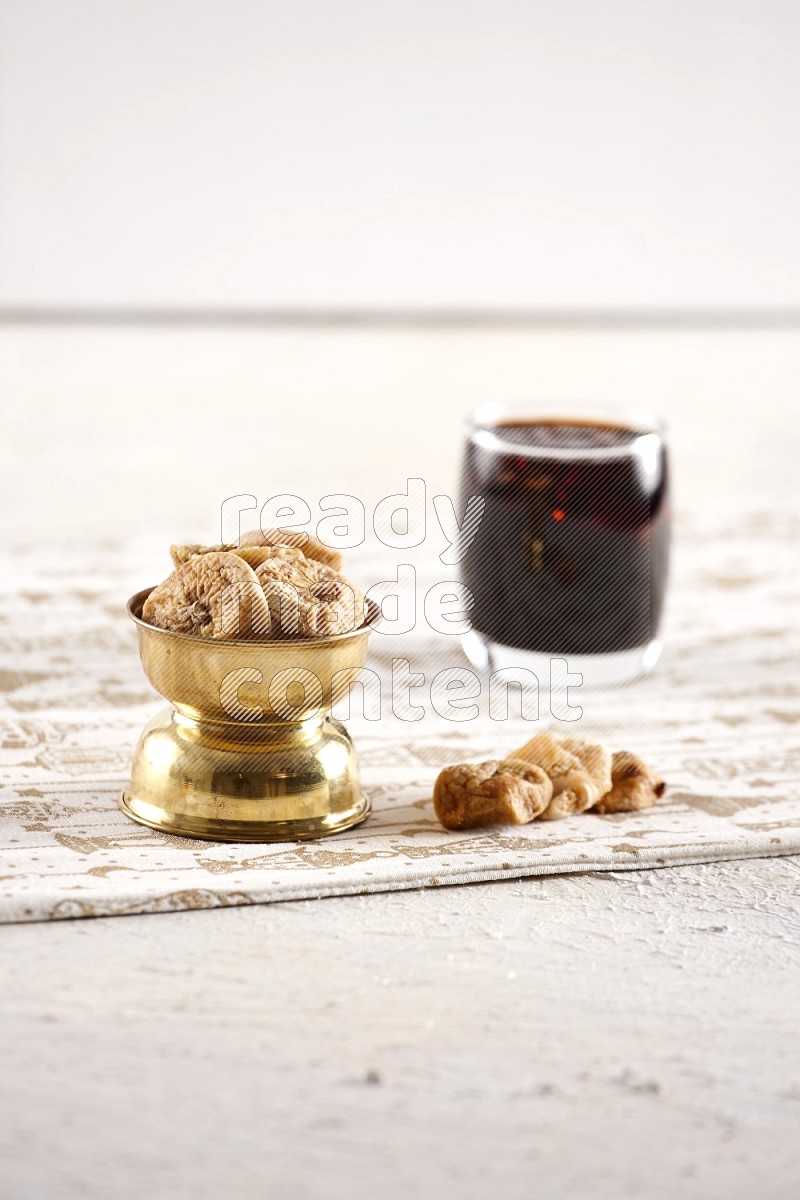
[458,402,671,688]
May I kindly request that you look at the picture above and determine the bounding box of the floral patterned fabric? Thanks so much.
[1,506,799,923]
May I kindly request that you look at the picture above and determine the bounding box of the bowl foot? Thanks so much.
[120,708,370,843]
[119,789,371,843]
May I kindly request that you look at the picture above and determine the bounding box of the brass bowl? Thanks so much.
[120,588,377,842]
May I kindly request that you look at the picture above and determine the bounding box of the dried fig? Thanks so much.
[433,758,553,830]
[513,732,612,820]
[143,552,272,640]
[253,557,320,635]
[255,558,365,638]
[232,545,305,569]
[560,735,613,800]
[240,527,343,571]
[171,541,312,571]
[296,578,367,637]
[170,542,235,567]
[593,750,666,814]
[255,554,332,600]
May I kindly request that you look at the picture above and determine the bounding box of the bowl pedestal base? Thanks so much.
[120,707,369,843]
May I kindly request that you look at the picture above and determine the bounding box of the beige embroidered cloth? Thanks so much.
[1,506,799,923]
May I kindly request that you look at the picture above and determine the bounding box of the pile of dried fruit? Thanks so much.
[433,732,665,829]
[142,528,366,641]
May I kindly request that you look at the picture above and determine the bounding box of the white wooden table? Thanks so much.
[2,323,799,1199]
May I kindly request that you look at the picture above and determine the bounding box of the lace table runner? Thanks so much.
[2,508,799,923]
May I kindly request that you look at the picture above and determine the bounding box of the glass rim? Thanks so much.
[466,401,667,461]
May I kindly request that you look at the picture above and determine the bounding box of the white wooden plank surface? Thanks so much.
[1,862,799,1200]
[2,324,800,542]
[1,325,799,1198]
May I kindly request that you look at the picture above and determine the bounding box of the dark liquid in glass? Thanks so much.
[460,420,670,655]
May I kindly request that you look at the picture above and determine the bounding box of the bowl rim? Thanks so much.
[126,587,380,649]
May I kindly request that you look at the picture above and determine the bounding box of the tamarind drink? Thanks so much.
[460,417,670,658]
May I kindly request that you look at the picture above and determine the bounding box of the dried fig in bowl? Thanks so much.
[142,552,272,640]
[255,557,366,638]
[240,527,343,571]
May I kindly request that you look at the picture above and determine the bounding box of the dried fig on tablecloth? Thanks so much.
[593,750,666,814]
[513,732,612,820]
[433,758,553,830]
[143,552,272,639]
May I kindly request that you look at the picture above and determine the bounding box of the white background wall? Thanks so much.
[1,0,799,310]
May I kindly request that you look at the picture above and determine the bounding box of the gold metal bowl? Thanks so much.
[120,588,377,842]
